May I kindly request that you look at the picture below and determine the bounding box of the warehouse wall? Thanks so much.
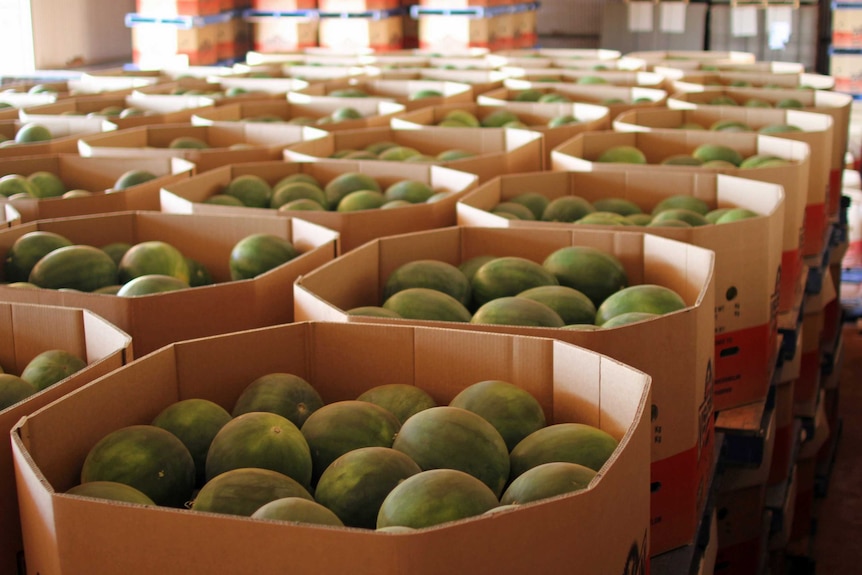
[536,0,605,45]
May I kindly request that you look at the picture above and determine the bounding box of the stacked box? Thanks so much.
[0,117,116,159]
[132,22,221,67]
[832,8,862,49]
[136,0,222,15]
[418,14,512,52]
[795,273,837,418]
[294,226,716,557]
[160,159,479,253]
[551,130,811,317]
[250,16,319,53]
[12,321,652,574]
[829,53,862,97]
[0,302,133,574]
[318,14,403,52]
[252,0,317,9]
[714,484,769,575]
[0,212,338,356]
[456,170,784,413]
[769,381,798,487]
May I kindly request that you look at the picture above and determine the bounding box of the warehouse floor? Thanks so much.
[809,321,862,572]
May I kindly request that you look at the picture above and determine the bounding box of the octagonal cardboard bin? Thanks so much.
[294,225,716,556]
[288,78,473,111]
[0,117,116,159]
[13,320,651,575]
[77,123,330,173]
[612,106,834,257]
[477,80,667,122]
[0,211,338,356]
[19,93,219,130]
[456,170,784,413]
[282,125,543,183]
[0,302,132,575]
[160,159,478,253]
[551,130,810,317]
[390,101,610,169]
[0,154,195,222]
[667,87,853,223]
[190,99,406,132]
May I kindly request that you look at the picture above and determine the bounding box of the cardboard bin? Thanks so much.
[0,302,132,575]
[551,130,810,317]
[19,93,219,130]
[282,124,543,183]
[613,106,834,258]
[160,159,478,253]
[0,211,338,356]
[289,78,474,112]
[667,87,853,221]
[191,99,406,131]
[13,320,651,575]
[0,154,195,222]
[478,80,667,122]
[294,225,716,556]
[390,101,610,169]
[0,117,116,159]
[77,123,330,173]
[456,170,783,412]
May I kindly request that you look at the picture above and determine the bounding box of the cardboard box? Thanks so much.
[0,211,338,356]
[769,381,797,486]
[282,125,544,183]
[624,50,756,66]
[496,48,622,60]
[768,463,797,552]
[190,98,405,131]
[612,106,834,257]
[319,16,403,53]
[832,8,862,49]
[419,0,511,6]
[216,17,252,62]
[0,154,195,223]
[252,0,317,10]
[496,69,667,90]
[0,302,132,575]
[661,70,835,94]
[132,22,221,68]
[12,320,651,575]
[418,14,512,52]
[667,87,853,220]
[136,0,221,15]
[0,117,116,159]
[477,80,668,122]
[721,408,777,493]
[2,204,21,228]
[294,226,716,556]
[77,123,330,173]
[551,130,810,316]
[160,159,478,253]
[250,16,319,53]
[698,509,719,575]
[829,53,862,96]
[318,0,398,9]
[390,101,610,168]
[371,68,509,100]
[538,56,648,72]
[715,483,767,574]
[457,170,782,411]
[511,8,537,49]
[795,278,837,418]
[204,74,312,96]
[19,93,219,130]
[290,78,473,111]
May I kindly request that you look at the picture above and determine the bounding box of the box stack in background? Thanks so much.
[243,1,320,53]
[128,1,252,67]
[317,1,405,53]
[412,2,539,53]
[831,3,862,97]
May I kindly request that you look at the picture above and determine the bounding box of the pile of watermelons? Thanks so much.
[71,373,618,530]
[350,244,687,330]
